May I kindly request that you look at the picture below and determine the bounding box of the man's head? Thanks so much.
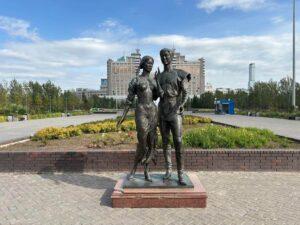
[160,48,173,66]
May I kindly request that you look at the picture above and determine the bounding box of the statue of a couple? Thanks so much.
[117,48,191,185]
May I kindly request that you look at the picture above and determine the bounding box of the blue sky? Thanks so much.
[0,0,298,90]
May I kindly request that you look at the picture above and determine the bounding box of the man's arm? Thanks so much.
[154,68,164,98]
[177,70,191,114]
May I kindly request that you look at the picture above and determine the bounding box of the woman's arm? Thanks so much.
[116,78,136,127]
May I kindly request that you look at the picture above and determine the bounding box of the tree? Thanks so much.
[0,82,8,113]
[9,79,23,107]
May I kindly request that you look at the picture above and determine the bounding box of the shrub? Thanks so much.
[29,113,62,120]
[32,118,137,141]
[32,126,82,141]
[0,116,6,123]
[71,111,89,116]
[183,115,212,125]
[182,125,290,149]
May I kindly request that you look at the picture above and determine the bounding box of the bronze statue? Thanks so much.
[117,56,158,182]
[155,48,191,185]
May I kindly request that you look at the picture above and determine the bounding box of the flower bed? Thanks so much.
[32,115,211,141]
[29,115,293,149]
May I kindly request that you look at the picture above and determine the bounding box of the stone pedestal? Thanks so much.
[111,173,207,208]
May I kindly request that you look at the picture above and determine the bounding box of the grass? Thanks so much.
[182,125,291,149]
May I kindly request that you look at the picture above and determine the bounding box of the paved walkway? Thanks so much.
[0,114,117,145]
[196,113,300,141]
[0,172,299,225]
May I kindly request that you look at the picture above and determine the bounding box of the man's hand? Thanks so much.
[154,67,160,80]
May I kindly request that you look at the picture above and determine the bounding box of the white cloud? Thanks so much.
[0,15,40,41]
[270,16,285,24]
[197,0,268,12]
[1,17,298,90]
[0,37,131,88]
[142,34,298,88]
[82,18,135,41]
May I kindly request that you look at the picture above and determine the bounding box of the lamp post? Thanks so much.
[65,91,68,114]
[292,0,297,109]
[49,95,52,113]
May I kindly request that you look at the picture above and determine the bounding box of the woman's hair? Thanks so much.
[139,55,154,70]
[159,48,174,58]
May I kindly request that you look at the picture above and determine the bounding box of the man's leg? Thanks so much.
[170,115,186,185]
[160,119,172,179]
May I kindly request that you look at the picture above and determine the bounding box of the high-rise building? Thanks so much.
[99,78,108,96]
[248,63,255,90]
[172,50,205,96]
[107,49,141,97]
[106,49,205,98]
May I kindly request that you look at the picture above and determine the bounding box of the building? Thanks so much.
[106,49,205,98]
[233,88,248,93]
[215,88,231,94]
[172,50,205,96]
[248,63,255,90]
[99,78,108,96]
[75,88,101,99]
[107,49,141,98]
[205,83,214,93]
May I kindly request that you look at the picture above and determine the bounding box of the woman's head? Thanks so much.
[139,55,154,72]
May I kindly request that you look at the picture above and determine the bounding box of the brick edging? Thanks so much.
[0,149,299,172]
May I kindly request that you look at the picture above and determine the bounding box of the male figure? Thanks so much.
[156,48,191,185]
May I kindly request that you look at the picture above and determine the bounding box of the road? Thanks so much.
[0,114,117,145]
[196,113,300,141]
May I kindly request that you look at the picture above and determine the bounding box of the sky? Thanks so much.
[0,0,298,90]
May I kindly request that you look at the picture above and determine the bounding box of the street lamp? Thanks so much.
[65,91,68,114]
[292,0,297,109]
[113,91,117,110]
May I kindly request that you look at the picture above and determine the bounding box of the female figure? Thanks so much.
[117,56,158,181]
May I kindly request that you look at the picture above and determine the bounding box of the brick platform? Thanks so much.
[0,149,299,172]
[111,173,207,208]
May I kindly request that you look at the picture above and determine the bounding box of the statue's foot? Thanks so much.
[145,176,152,182]
[127,174,134,180]
[178,173,187,186]
[163,169,172,180]
[178,179,187,186]
[144,170,152,182]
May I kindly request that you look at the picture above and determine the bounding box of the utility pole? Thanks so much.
[49,95,52,113]
[25,94,28,115]
[65,92,68,114]
[292,0,297,109]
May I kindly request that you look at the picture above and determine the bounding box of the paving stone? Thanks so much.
[0,172,299,225]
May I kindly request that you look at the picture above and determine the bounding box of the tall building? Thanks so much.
[99,78,108,96]
[248,63,255,90]
[107,49,141,97]
[172,50,205,96]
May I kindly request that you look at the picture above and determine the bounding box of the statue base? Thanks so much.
[111,173,207,208]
